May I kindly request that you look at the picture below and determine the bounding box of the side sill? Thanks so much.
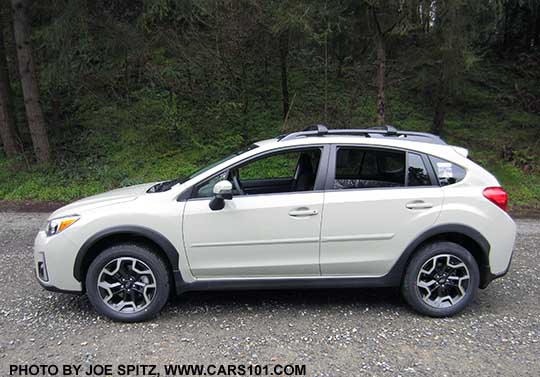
[174,275,401,294]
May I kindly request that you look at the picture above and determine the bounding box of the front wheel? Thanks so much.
[401,241,479,317]
[86,244,170,322]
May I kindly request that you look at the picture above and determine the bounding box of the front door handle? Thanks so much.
[289,208,319,217]
[406,200,433,210]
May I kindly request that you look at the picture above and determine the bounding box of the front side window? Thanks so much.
[334,148,405,189]
[239,151,312,181]
[235,149,321,194]
[429,156,466,186]
[193,148,322,198]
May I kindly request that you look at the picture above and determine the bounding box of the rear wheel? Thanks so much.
[86,244,170,322]
[401,241,479,317]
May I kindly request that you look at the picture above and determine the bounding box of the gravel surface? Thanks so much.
[0,212,539,376]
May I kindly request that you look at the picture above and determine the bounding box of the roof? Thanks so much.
[252,124,463,162]
[277,124,446,145]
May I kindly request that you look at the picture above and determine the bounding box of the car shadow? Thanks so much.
[38,283,502,322]
[167,287,405,314]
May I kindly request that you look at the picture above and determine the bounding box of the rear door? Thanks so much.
[320,145,443,276]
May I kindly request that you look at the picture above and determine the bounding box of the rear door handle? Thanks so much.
[406,200,433,210]
[289,208,318,217]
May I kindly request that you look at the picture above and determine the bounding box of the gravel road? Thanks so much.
[1,212,539,376]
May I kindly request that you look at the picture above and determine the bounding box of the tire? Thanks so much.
[401,241,479,317]
[85,243,170,322]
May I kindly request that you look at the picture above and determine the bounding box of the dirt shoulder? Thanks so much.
[0,200,68,213]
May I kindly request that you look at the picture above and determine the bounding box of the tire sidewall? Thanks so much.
[85,244,170,322]
[402,242,480,317]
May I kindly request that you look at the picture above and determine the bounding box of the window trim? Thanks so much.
[325,144,439,191]
[188,144,331,200]
[422,153,439,186]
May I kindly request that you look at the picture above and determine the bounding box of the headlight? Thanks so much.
[46,215,80,237]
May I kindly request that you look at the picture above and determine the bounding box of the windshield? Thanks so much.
[188,144,259,179]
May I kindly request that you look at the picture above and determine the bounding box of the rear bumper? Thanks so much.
[480,225,515,289]
[480,251,513,289]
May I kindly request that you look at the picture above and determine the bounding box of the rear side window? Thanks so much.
[407,153,431,186]
[334,148,405,189]
[429,156,466,186]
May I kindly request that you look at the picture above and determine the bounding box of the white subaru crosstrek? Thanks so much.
[34,125,516,322]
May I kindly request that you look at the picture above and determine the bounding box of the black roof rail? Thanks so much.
[278,124,446,145]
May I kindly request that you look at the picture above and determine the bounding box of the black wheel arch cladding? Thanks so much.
[384,223,491,286]
[73,226,181,284]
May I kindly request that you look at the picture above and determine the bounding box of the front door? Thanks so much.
[182,147,326,279]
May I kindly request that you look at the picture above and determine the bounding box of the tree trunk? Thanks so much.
[421,0,430,33]
[87,0,102,16]
[409,0,420,28]
[0,10,20,158]
[432,95,445,135]
[534,9,540,47]
[370,6,387,126]
[263,41,269,109]
[11,0,50,163]
[336,56,343,79]
[526,6,535,50]
[375,30,386,125]
[278,30,290,120]
[502,0,510,51]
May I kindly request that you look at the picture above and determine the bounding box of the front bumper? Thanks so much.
[33,230,83,293]
[35,271,82,294]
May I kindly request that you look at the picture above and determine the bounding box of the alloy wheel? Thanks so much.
[97,257,157,313]
[416,254,471,308]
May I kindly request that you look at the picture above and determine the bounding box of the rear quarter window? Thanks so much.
[429,156,466,186]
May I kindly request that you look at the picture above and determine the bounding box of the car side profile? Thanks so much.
[34,125,516,322]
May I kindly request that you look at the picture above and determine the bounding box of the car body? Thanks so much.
[34,126,516,321]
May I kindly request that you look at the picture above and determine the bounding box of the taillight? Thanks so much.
[483,187,508,211]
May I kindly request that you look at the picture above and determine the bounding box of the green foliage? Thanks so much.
[240,152,299,180]
[490,163,540,208]
[1,0,539,212]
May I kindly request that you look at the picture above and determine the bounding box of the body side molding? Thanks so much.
[174,223,492,293]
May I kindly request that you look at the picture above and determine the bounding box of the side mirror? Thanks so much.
[209,180,233,211]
